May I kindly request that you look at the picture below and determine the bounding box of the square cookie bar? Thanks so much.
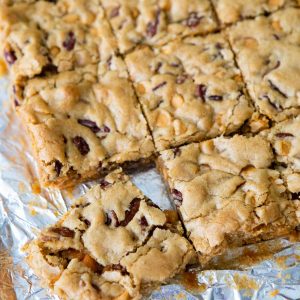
[228,8,300,122]
[0,0,117,83]
[158,135,300,265]
[101,0,218,53]
[212,0,297,26]
[25,170,195,300]
[125,33,253,151]
[261,116,300,197]
[18,64,154,188]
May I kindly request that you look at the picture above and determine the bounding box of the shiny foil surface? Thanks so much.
[0,75,300,300]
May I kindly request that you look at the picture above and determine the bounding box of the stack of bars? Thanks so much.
[0,0,300,299]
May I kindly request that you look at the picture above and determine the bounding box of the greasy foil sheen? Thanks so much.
[0,75,300,300]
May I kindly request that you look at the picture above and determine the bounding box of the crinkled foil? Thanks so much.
[0,75,300,300]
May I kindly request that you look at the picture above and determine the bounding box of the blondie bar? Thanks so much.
[0,0,117,84]
[18,64,154,187]
[25,170,195,299]
[158,135,300,265]
[125,33,253,151]
[212,0,297,26]
[228,8,300,122]
[101,0,218,53]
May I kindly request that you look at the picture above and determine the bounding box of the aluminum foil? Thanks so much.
[0,74,300,300]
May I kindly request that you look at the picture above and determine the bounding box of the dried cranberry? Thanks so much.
[78,119,100,133]
[100,125,110,133]
[14,99,20,107]
[51,227,75,238]
[119,198,141,227]
[275,133,294,138]
[146,10,160,37]
[173,148,181,157]
[139,216,148,228]
[154,62,162,73]
[54,160,63,176]
[105,210,119,227]
[152,81,167,91]
[99,179,110,189]
[195,84,207,101]
[176,74,188,84]
[72,136,90,155]
[63,32,76,51]
[208,95,223,101]
[4,49,17,65]
[171,189,183,207]
[186,12,203,28]
[110,6,120,18]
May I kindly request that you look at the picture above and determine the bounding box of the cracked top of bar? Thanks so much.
[101,0,218,53]
[212,0,297,26]
[158,135,300,264]
[125,33,253,151]
[261,116,300,195]
[228,8,300,122]
[25,169,195,299]
[18,64,154,187]
[0,0,117,83]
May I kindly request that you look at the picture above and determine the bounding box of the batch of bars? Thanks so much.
[0,0,300,299]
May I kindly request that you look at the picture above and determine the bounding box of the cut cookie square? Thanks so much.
[24,170,195,299]
[17,64,154,188]
[228,8,300,122]
[261,116,300,197]
[212,0,297,26]
[157,135,300,265]
[125,33,253,151]
[0,0,117,84]
[101,0,218,53]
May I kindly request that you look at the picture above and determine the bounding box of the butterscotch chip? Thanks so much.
[158,135,300,265]
[125,33,253,151]
[25,170,195,299]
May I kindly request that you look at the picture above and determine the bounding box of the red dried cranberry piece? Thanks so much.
[119,198,141,227]
[139,216,148,227]
[146,10,160,37]
[110,6,120,18]
[4,50,17,65]
[14,99,20,107]
[72,136,90,155]
[275,132,294,138]
[105,210,119,227]
[152,81,167,91]
[171,189,183,207]
[195,84,207,101]
[186,12,203,28]
[208,95,223,101]
[100,125,110,133]
[99,179,111,189]
[173,148,181,157]
[54,160,63,176]
[63,32,76,51]
[51,227,75,238]
[176,74,188,84]
[78,119,100,133]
